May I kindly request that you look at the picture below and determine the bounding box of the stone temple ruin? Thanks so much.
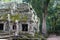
[0,2,40,39]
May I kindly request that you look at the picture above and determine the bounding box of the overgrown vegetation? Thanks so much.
[24,0,60,34]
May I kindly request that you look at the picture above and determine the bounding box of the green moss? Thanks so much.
[10,14,28,22]
[10,14,20,21]
[34,32,40,38]
[0,13,28,22]
[21,16,28,22]
[1,14,7,21]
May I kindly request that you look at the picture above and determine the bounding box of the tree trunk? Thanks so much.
[42,0,50,35]
[42,12,47,35]
[42,2,47,34]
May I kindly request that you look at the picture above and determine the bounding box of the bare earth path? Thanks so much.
[47,35,60,40]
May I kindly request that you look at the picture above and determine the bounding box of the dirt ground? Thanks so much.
[47,35,60,40]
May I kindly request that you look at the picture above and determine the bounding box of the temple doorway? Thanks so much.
[13,23,16,30]
[22,24,28,31]
[0,23,4,30]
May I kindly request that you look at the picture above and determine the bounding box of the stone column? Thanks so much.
[3,22,6,32]
[7,14,12,32]
[15,20,19,36]
[19,23,22,31]
[10,23,13,31]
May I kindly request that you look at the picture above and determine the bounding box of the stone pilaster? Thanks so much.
[15,20,19,36]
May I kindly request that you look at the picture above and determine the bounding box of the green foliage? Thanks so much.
[25,0,60,33]
[23,0,31,3]
[47,0,60,33]
[30,0,43,32]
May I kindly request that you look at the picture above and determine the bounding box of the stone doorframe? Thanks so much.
[21,22,30,32]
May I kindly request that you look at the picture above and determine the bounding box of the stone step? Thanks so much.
[0,32,14,36]
[0,35,14,39]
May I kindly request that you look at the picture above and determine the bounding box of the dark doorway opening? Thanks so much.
[13,23,16,30]
[0,23,4,30]
[22,24,28,31]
